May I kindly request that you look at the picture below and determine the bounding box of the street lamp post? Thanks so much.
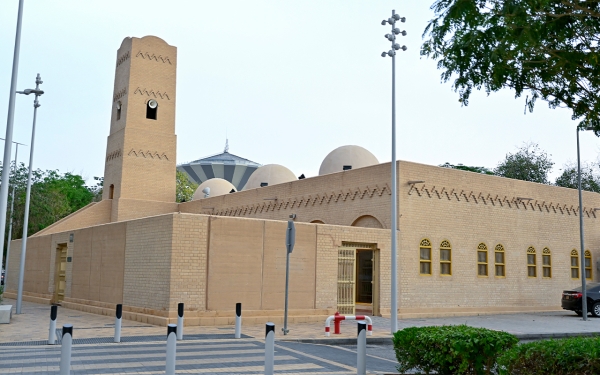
[577,126,592,321]
[2,139,26,290]
[380,10,407,334]
[0,0,26,282]
[15,73,44,314]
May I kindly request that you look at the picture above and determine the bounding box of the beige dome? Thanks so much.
[318,145,379,176]
[242,164,296,190]
[192,178,237,200]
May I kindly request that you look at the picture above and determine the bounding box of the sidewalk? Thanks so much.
[2,298,600,344]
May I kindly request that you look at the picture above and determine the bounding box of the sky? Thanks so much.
[0,0,598,185]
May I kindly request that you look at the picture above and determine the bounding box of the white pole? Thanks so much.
[177,303,184,341]
[235,302,242,338]
[16,74,43,314]
[357,321,367,375]
[114,304,122,343]
[165,324,177,375]
[389,9,399,335]
[48,305,57,345]
[265,322,275,375]
[4,142,22,288]
[0,0,25,276]
[577,128,588,320]
[59,324,73,375]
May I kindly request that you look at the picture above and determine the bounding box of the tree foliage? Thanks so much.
[440,162,495,174]
[422,0,600,130]
[176,170,198,203]
[494,143,554,183]
[555,163,600,191]
[0,163,95,249]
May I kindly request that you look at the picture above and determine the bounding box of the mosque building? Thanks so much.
[4,36,599,325]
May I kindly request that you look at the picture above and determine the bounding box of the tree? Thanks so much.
[176,170,198,203]
[494,143,554,183]
[422,0,600,130]
[1,163,95,250]
[555,163,600,192]
[440,162,494,174]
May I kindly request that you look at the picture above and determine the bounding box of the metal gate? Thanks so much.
[337,247,356,314]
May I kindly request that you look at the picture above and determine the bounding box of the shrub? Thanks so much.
[497,336,600,375]
[393,325,518,375]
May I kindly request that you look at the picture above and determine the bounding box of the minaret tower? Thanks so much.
[103,36,177,221]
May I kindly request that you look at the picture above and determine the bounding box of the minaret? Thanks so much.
[102,36,177,221]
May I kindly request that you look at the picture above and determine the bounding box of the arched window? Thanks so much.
[146,99,158,120]
[495,244,505,277]
[527,246,537,277]
[542,247,551,278]
[571,250,579,279]
[440,240,452,276]
[477,243,488,276]
[419,239,432,275]
[585,250,593,280]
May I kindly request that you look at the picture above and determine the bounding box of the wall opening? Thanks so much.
[146,100,158,120]
[109,184,115,199]
[52,244,68,305]
[351,215,383,229]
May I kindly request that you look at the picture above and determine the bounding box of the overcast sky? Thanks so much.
[0,1,597,185]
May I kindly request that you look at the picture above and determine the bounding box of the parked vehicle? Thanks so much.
[562,283,600,317]
[1,268,4,285]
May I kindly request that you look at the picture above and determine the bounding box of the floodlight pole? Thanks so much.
[16,73,44,314]
[577,127,588,321]
[0,0,25,281]
[380,9,406,334]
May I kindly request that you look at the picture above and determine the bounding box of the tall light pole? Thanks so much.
[380,10,407,333]
[0,0,26,281]
[577,126,592,321]
[16,73,44,314]
[1,139,27,291]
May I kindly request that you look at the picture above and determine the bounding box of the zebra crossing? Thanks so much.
[0,338,361,374]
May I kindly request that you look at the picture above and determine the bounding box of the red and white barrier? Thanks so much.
[325,312,372,336]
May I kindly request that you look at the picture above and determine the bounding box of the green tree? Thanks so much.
[422,0,600,130]
[176,170,198,203]
[494,143,554,183]
[1,163,95,250]
[555,163,600,192]
[440,162,494,174]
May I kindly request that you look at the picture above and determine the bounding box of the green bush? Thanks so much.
[393,325,518,375]
[497,336,600,375]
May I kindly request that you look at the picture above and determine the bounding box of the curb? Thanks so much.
[278,331,600,345]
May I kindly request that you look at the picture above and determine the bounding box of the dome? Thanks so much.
[242,164,296,190]
[192,178,237,200]
[318,145,379,176]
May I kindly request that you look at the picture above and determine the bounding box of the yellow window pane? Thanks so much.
[542,255,551,266]
[420,248,431,260]
[543,267,551,278]
[586,269,592,279]
[478,264,488,276]
[478,251,487,263]
[495,265,505,277]
[571,257,579,267]
[572,268,579,278]
[527,254,536,265]
[495,252,504,264]
[420,262,431,275]
[441,263,451,275]
[440,249,451,261]
[528,266,536,277]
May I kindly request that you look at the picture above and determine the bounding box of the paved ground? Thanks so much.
[3,298,600,374]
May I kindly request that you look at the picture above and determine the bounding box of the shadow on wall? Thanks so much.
[352,215,383,229]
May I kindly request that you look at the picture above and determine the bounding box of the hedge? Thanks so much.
[497,336,600,375]
[392,325,518,375]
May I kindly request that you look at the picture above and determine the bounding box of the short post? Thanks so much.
[265,322,275,375]
[114,304,122,343]
[357,321,367,375]
[334,312,342,334]
[235,302,242,339]
[165,324,177,375]
[177,303,184,341]
[59,324,73,375]
[48,305,57,345]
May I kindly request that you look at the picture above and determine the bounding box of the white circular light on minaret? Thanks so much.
[148,99,158,108]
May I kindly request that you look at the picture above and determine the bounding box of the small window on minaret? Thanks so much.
[116,101,122,120]
[109,184,115,199]
[146,99,158,120]
[343,165,352,171]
